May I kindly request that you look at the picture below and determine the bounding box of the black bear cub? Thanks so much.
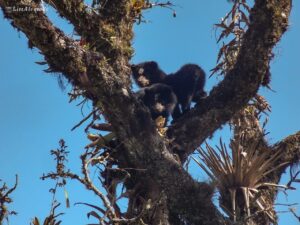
[131,61,167,87]
[131,61,206,119]
[135,83,177,123]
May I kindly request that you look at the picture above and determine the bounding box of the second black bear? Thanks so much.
[131,61,206,119]
[135,83,177,123]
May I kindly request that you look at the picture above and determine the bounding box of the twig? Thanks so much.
[81,152,116,220]
[275,203,298,207]
[0,175,18,223]
[289,208,300,222]
[41,171,86,185]
[287,167,300,188]
[71,109,96,131]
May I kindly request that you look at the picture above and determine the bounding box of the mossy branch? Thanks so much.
[168,0,292,162]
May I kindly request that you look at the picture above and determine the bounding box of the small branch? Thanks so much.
[258,182,295,190]
[71,109,96,131]
[275,203,298,207]
[0,175,18,223]
[286,167,300,188]
[148,1,176,12]
[81,152,116,220]
[289,208,300,222]
[112,206,146,224]
[41,171,86,185]
[270,131,300,184]
[4,175,18,196]
[44,0,101,35]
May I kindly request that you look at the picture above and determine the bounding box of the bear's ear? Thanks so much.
[130,64,137,70]
[143,86,151,95]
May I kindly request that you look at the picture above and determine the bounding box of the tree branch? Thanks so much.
[168,0,292,161]
[43,0,119,58]
[270,131,300,183]
[44,0,101,37]
[0,0,104,89]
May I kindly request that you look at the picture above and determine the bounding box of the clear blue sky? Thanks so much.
[0,1,300,224]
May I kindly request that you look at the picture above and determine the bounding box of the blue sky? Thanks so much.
[0,0,300,224]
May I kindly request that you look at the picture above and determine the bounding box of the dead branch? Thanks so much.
[71,109,96,131]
